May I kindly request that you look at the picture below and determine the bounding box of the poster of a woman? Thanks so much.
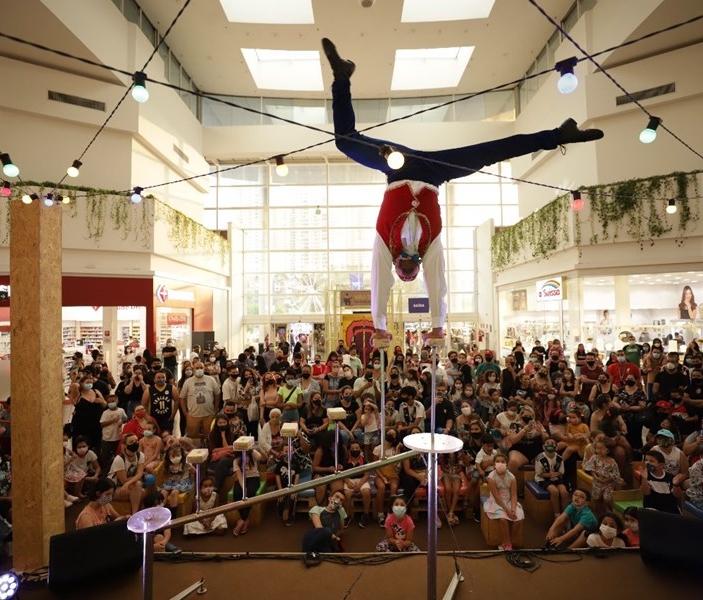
[678,285,697,320]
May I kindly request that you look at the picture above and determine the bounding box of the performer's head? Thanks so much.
[394,256,420,281]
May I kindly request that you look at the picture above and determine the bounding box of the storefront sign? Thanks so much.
[536,277,563,302]
[166,313,188,326]
[340,290,371,308]
[155,285,169,303]
[408,298,430,313]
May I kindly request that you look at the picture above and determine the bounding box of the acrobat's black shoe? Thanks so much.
[321,38,356,80]
[557,118,604,144]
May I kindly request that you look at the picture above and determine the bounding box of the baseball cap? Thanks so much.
[485,350,494,357]
[655,400,671,410]
[655,429,674,440]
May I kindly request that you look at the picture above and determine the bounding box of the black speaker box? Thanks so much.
[49,520,142,592]
[639,508,703,569]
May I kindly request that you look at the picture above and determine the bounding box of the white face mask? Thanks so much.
[392,505,407,519]
[195,368,204,377]
[494,462,507,474]
[600,524,618,539]
[329,498,342,510]
[170,455,182,464]
[625,521,638,533]
[461,407,472,416]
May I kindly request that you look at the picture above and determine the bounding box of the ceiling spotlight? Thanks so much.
[0,182,10,197]
[666,199,677,215]
[0,571,19,599]
[639,116,661,144]
[275,155,289,177]
[130,186,144,204]
[555,57,578,94]
[380,145,404,170]
[0,154,19,178]
[359,0,376,6]
[131,71,150,103]
[67,159,82,178]
[21,193,38,205]
[571,190,584,212]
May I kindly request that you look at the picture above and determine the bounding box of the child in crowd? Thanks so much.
[475,434,498,480]
[586,512,626,549]
[534,438,569,519]
[622,506,640,547]
[302,489,347,554]
[142,490,182,553]
[376,495,420,552]
[160,429,196,453]
[636,450,682,514]
[183,477,228,536]
[63,429,85,507]
[72,435,101,499]
[546,489,598,549]
[483,454,524,551]
[99,395,127,471]
[373,428,401,526]
[359,400,380,463]
[582,437,622,513]
[557,411,590,460]
[342,440,373,528]
[274,453,300,526]
[159,444,195,518]
[440,450,465,525]
[582,431,605,462]
[139,422,163,474]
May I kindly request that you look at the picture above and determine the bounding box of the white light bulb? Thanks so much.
[2,163,18,178]
[557,72,578,94]
[130,192,143,204]
[131,85,149,103]
[276,163,289,177]
[21,194,32,204]
[666,201,677,215]
[67,166,79,177]
[639,128,657,144]
[387,150,405,170]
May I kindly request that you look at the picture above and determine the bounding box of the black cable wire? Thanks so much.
[527,0,703,163]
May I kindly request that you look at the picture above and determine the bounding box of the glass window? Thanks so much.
[327,207,378,229]
[328,164,386,185]
[269,207,322,229]
[447,227,476,249]
[389,96,454,123]
[244,295,264,316]
[450,205,502,226]
[243,252,267,274]
[269,229,328,251]
[218,165,267,186]
[449,293,476,313]
[269,185,326,207]
[202,209,217,230]
[447,250,475,271]
[243,230,265,249]
[268,251,327,273]
[329,250,372,271]
[328,184,385,206]
[140,15,156,45]
[327,228,375,250]
[217,186,265,209]
[217,209,263,229]
[502,205,520,226]
[169,53,181,87]
[244,274,265,294]
[448,272,476,293]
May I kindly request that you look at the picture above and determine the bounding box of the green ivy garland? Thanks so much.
[492,169,701,271]
[0,181,229,265]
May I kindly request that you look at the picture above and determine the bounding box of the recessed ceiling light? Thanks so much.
[391,46,474,91]
[219,0,314,24]
[241,48,323,91]
[401,0,495,23]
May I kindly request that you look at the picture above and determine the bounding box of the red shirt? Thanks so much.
[606,362,642,387]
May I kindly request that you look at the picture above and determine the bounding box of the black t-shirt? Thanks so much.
[458,364,473,385]
[654,370,689,399]
[270,359,290,374]
[643,470,680,514]
[433,400,455,429]
[115,379,147,409]
[161,345,178,369]
[92,377,110,398]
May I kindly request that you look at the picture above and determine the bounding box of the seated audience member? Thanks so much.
[684,457,703,509]
[159,444,195,518]
[682,428,703,465]
[359,399,380,462]
[483,454,524,551]
[142,490,181,553]
[63,430,86,506]
[207,413,237,494]
[274,453,301,527]
[300,391,329,448]
[108,433,148,514]
[475,434,498,480]
[636,450,682,514]
[160,429,195,453]
[556,411,590,461]
[75,478,125,529]
[342,440,372,528]
[440,450,465,526]
[312,430,346,508]
[534,438,569,519]
[183,477,228,536]
[622,506,640,547]
[375,494,420,552]
[586,512,627,549]
[651,428,689,479]
[139,421,163,474]
[71,435,102,498]
[582,437,622,514]
[302,489,347,554]
[506,406,547,473]
[373,428,402,526]
[232,448,265,536]
[121,404,159,450]
[259,408,285,468]
[494,400,521,438]
[396,388,426,439]
[546,489,597,549]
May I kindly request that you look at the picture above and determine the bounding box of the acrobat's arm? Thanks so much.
[422,237,447,332]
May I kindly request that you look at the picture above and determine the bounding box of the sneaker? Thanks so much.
[321,38,356,80]
[377,513,386,527]
[498,543,513,551]
[359,513,369,528]
[343,515,353,529]
[285,510,296,527]
[473,509,481,523]
[166,543,182,554]
[66,494,80,503]
[557,118,604,144]
[64,500,73,508]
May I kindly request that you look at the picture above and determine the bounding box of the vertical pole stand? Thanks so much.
[327,408,347,473]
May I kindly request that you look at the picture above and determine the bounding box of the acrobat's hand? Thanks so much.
[372,330,393,348]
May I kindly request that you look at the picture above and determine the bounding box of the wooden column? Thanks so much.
[10,200,65,571]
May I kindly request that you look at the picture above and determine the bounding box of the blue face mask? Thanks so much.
[82,383,93,390]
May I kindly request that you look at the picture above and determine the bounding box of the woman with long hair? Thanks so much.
[679,285,697,320]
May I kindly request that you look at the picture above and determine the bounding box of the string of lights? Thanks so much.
[0,10,699,209]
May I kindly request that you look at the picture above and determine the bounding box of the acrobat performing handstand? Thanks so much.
[321,38,603,346]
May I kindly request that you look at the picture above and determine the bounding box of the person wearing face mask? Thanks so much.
[352,363,381,404]
[236,368,261,437]
[299,364,322,409]
[69,373,108,452]
[588,371,616,407]
[302,490,347,553]
[605,350,642,389]
[615,376,648,452]
[578,352,605,403]
[506,407,548,474]
[322,360,344,406]
[475,350,500,380]
[346,347,363,378]
[636,449,682,514]
[375,494,421,552]
[483,454,524,551]
[534,438,569,518]
[75,478,125,529]
[311,354,326,379]
[232,447,265,536]
[586,512,626,548]
[651,428,689,479]
[642,339,666,401]
[495,401,522,438]
[179,360,222,440]
[99,395,128,471]
[653,352,689,401]
[159,444,195,520]
[621,506,640,547]
[341,441,373,528]
[108,433,147,514]
[138,422,164,474]
[141,368,180,435]
[396,387,426,439]
[276,368,304,425]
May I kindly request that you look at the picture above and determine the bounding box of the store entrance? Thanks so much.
[271,323,325,363]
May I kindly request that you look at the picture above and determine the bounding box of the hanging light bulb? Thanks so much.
[275,155,289,177]
[666,199,677,215]
[555,57,579,94]
[43,193,55,207]
[571,190,584,212]
[61,194,71,204]
[131,71,150,103]
[315,206,321,216]
[0,154,19,178]
[380,145,404,169]
[21,193,38,205]
[639,116,661,144]
[0,182,10,197]
[67,159,82,178]
[130,186,144,204]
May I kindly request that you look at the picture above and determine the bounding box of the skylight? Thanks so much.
[391,47,474,91]
[241,49,324,92]
[219,0,314,24]
[401,0,495,23]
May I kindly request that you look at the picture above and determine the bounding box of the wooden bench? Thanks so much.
[612,489,643,516]
[523,478,555,528]
[479,494,524,547]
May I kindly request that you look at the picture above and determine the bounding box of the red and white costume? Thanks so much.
[372,180,447,331]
